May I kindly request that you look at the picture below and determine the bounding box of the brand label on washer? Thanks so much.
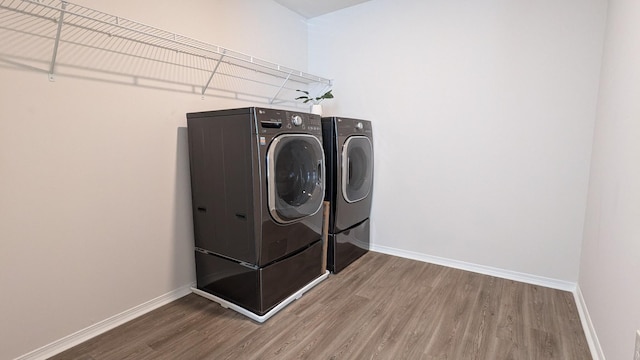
[260,136,266,146]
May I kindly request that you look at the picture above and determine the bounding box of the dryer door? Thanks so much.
[267,134,325,224]
[341,135,373,203]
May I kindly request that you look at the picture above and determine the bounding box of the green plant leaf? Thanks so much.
[295,89,333,103]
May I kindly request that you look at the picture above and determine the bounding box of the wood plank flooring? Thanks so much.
[50,252,591,359]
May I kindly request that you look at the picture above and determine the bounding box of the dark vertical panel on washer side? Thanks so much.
[187,113,257,264]
[321,118,338,231]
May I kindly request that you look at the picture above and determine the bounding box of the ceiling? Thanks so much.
[272,0,372,19]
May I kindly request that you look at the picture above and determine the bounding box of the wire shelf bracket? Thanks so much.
[48,0,66,81]
[269,72,292,105]
[201,52,225,96]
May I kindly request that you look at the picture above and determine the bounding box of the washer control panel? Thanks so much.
[255,108,322,134]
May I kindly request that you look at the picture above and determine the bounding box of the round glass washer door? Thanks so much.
[267,134,325,224]
[341,135,373,203]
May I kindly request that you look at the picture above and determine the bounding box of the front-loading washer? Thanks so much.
[187,107,327,318]
[322,117,374,273]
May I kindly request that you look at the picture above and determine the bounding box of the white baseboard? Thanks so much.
[14,283,195,360]
[370,244,576,292]
[574,286,605,360]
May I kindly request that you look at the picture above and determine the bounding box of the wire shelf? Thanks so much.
[0,0,332,103]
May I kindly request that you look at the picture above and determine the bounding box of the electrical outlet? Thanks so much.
[635,330,640,360]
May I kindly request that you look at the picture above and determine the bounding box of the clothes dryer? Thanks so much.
[187,107,326,317]
[322,117,373,273]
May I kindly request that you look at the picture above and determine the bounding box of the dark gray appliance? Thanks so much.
[321,117,373,273]
[187,107,326,316]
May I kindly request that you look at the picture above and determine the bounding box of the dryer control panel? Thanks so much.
[336,117,373,137]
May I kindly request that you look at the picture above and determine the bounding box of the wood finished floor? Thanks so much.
[51,252,591,359]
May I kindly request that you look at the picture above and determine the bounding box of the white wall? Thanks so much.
[579,0,640,358]
[309,0,606,282]
[0,1,308,359]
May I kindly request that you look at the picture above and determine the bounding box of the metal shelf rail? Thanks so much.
[0,0,332,104]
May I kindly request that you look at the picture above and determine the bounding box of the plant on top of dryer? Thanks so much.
[295,89,334,104]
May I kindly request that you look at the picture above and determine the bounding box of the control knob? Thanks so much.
[292,115,303,126]
[356,122,364,130]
